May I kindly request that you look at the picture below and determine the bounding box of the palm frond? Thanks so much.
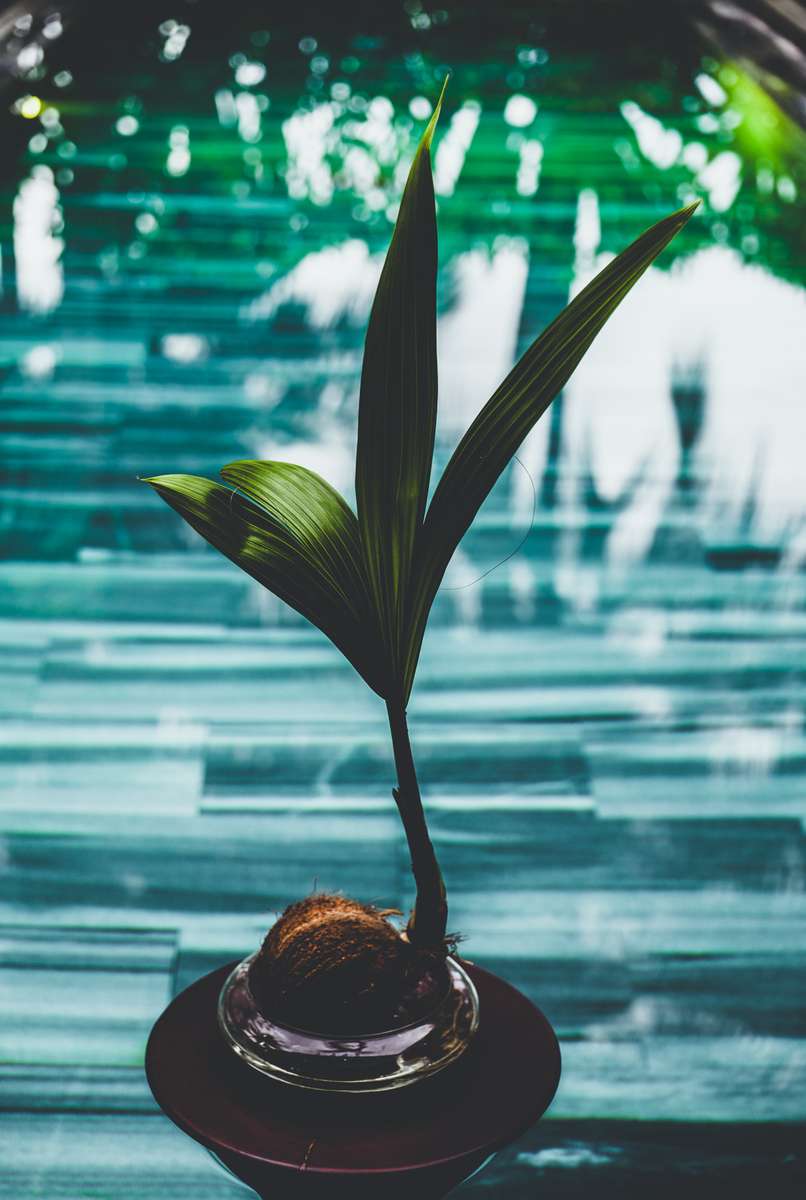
[145,472,387,696]
[354,78,447,692]
[220,459,372,621]
[400,202,699,702]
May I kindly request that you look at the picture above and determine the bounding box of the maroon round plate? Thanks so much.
[146,960,561,1200]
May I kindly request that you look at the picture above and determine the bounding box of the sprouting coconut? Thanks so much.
[247,893,451,1033]
[143,80,695,1035]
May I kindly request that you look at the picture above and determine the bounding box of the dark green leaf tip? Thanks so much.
[423,75,449,150]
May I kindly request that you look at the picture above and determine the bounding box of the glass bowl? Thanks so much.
[217,951,480,1093]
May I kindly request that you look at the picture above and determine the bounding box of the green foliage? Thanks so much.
[401,200,696,702]
[145,83,696,709]
[145,469,386,696]
[355,81,445,689]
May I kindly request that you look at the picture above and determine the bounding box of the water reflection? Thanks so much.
[13,165,63,314]
[557,238,806,591]
[245,239,381,327]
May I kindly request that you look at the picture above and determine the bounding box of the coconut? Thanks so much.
[247,893,451,1034]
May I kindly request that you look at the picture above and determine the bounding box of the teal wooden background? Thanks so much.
[1,2,805,1195]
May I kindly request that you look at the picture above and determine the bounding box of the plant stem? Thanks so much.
[385,698,448,950]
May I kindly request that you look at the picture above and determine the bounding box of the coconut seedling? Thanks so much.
[144,83,695,1035]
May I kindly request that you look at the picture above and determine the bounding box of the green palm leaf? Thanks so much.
[355,79,447,693]
[145,470,387,697]
[401,201,698,703]
[220,460,373,620]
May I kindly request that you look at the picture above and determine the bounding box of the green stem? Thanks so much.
[385,698,448,950]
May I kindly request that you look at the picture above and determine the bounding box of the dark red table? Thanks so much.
[145,960,561,1199]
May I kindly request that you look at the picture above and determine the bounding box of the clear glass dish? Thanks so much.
[217,951,480,1093]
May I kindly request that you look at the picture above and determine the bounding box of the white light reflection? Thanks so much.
[282,94,406,209]
[236,61,266,86]
[697,151,742,212]
[557,244,683,594]
[573,188,601,269]
[245,240,382,326]
[691,250,806,555]
[709,724,782,779]
[22,344,57,379]
[516,138,543,197]
[620,100,682,169]
[437,235,546,588]
[695,73,728,108]
[509,558,537,623]
[13,166,64,314]
[437,239,529,442]
[161,334,208,363]
[283,102,334,203]
[621,101,743,211]
[555,235,806,600]
[160,21,190,62]
[409,96,432,121]
[243,373,282,407]
[166,126,190,176]
[504,94,537,127]
[681,141,708,172]
[236,92,262,144]
[116,115,139,136]
[256,407,356,504]
[17,42,44,72]
[215,89,238,127]
[434,101,480,197]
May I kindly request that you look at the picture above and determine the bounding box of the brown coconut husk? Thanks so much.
[247,893,452,1034]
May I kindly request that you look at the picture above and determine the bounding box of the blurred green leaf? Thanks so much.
[145,471,387,696]
[355,79,447,693]
[401,201,699,702]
